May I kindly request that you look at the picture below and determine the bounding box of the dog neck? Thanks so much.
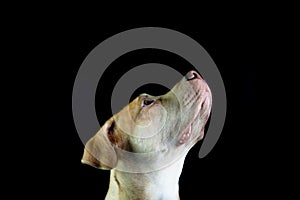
[105,156,186,200]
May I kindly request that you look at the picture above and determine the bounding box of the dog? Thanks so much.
[81,70,212,199]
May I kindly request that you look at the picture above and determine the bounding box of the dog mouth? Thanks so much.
[178,94,210,145]
[176,71,211,145]
[179,125,192,144]
[178,99,202,144]
[178,112,200,144]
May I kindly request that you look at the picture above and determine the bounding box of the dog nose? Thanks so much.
[185,71,201,81]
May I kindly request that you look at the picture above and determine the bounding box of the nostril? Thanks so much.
[185,71,201,81]
[192,72,198,78]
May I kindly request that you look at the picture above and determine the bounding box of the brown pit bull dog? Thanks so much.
[81,70,212,200]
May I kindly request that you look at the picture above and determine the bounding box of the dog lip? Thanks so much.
[179,125,191,144]
[178,96,203,144]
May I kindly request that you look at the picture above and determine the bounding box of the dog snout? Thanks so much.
[185,70,202,81]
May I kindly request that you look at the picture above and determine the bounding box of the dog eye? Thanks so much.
[142,99,155,107]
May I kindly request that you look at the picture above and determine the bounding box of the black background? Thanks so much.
[43,17,285,199]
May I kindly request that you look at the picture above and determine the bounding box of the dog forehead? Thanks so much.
[113,97,140,122]
[113,97,169,138]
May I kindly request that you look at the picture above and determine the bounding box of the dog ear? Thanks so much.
[81,118,117,170]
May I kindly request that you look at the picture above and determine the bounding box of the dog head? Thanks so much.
[81,70,212,172]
